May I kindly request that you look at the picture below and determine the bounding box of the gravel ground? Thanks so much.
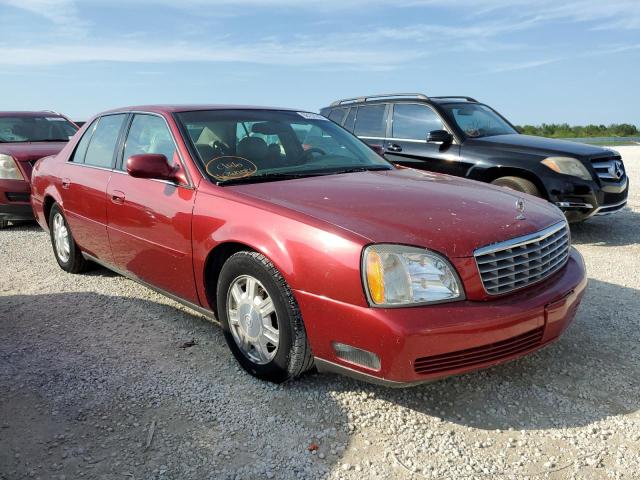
[1,147,639,480]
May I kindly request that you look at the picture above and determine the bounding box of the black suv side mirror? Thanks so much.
[427,130,453,144]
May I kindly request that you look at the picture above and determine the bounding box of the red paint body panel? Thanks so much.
[30,105,588,386]
[106,172,198,303]
[297,250,586,382]
[230,168,562,259]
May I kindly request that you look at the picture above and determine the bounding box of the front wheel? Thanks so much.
[217,251,313,383]
[491,176,541,197]
[48,204,89,273]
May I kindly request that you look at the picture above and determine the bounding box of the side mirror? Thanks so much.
[126,154,175,181]
[427,130,453,144]
[368,144,385,156]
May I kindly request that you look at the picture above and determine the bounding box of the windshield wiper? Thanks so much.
[218,172,328,186]
[29,138,70,142]
[331,166,393,174]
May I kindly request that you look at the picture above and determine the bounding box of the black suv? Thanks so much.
[320,93,629,222]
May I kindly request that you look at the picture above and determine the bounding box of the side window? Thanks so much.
[83,114,127,168]
[353,104,386,137]
[123,114,177,168]
[70,120,98,163]
[328,108,348,125]
[392,104,444,140]
[344,107,356,132]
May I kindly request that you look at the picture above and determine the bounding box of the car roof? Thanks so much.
[100,105,304,115]
[0,111,66,117]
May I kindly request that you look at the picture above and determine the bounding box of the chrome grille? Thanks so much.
[590,155,625,182]
[474,222,570,295]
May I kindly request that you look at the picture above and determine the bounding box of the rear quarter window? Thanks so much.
[70,120,98,163]
[83,114,127,168]
[327,108,348,125]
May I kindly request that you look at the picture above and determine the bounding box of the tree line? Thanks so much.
[515,123,639,138]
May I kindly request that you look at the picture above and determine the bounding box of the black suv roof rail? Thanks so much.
[430,96,478,102]
[329,93,429,106]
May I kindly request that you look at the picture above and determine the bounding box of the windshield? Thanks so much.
[175,109,392,184]
[442,103,517,138]
[0,115,78,143]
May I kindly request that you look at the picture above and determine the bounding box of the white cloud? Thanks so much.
[0,0,88,36]
[0,40,425,68]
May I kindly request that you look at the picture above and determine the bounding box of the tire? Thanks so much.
[48,204,89,273]
[216,251,313,383]
[491,176,541,197]
[0,220,8,229]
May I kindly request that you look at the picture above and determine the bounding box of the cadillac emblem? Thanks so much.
[516,197,526,220]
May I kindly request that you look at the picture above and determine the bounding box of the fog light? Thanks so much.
[332,342,381,371]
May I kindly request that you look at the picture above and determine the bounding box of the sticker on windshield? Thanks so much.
[206,156,257,181]
[297,112,328,121]
[46,117,67,122]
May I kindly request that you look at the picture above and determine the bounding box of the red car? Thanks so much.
[31,105,587,386]
[0,111,78,228]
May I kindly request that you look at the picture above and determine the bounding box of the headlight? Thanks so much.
[541,157,592,181]
[0,154,24,180]
[362,244,464,307]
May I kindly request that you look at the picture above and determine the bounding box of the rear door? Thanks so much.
[59,114,128,263]
[105,113,198,303]
[383,103,464,175]
[352,103,388,150]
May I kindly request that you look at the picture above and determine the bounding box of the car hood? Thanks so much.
[230,168,565,258]
[0,142,67,162]
[467,134,611,158]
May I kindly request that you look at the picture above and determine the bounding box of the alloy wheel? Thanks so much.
[226,275,279,365]
[52,212,71,263]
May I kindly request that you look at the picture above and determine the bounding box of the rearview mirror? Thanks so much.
[427,130,453,144]
[126,154,175,181]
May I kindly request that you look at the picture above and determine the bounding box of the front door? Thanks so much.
[105,113,198,303]
[60,114,128,263]
[383,103,464,176]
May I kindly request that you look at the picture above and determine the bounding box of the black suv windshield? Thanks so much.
[442,103,517,139]
[0,115,78,143]
[176,109,392,184]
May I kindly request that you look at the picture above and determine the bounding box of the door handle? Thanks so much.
[61,178,71,189]
[387,143,403,152]
[111,190,125,205]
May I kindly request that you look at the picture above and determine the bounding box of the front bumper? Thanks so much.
[0,179,33,221]
[546,175,629,222]
[298,248,586,386]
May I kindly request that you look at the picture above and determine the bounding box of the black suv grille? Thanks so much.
[590,155,625,183]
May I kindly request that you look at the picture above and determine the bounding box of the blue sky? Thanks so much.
[0,0,638,124]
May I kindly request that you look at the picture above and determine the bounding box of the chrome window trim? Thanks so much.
[65,162,113,173]
[110,168,195,190]
[473,221,568,258]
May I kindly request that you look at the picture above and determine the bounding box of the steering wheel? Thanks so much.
[303,147,327,157]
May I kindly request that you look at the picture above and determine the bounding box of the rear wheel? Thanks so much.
[48,204,89,273]
[217,251,313,383]
[491,176,541,197]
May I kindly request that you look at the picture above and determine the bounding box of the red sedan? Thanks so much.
[0,111,78,228]
[31,105,586,386]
